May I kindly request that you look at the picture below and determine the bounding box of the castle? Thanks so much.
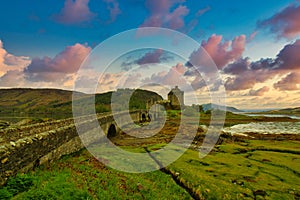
[168,86,184,110]
[146,86,184,110]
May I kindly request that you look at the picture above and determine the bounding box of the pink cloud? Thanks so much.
[167,5,189,29]
[247,31,257,43]
[144,63,187,86]
[0,70,25,87]
[25,43,91,81]
[196,6,210,17]
[140,0,189,30]
[103,0,121,23]
[276,39,300,70]
[200,34,246,69]
[0,41,6,65]
[222,39,300,91]
[249,86,270,96]
[274,72,300,91]
[53,0,96,25]
[0,40,31,77]
[223,59,277,91]
[257,4,300,39]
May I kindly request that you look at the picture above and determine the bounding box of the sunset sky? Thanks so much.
[0,0,300,109]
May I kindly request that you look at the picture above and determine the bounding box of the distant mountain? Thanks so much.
[254,107,300,116]
[0,88,162,118]
[201,103,244,112]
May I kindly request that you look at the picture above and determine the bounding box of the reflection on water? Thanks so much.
[223,122,300,135]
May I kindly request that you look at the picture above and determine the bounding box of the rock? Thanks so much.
[137,183,143,191]
[10,141,16,147]
[0,121,10,129]
[1,157,8,164]
[205,188,210,193]
[253,190,267,197]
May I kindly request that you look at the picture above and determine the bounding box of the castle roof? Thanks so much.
[168,86,183,95]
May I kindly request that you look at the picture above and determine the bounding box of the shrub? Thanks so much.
[0,187,13,199]
[6,174,33,196]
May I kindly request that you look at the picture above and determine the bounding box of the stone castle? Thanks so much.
[147,86,184,110]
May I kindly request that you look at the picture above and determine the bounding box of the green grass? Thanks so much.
[1,150,191,200]
[2,140,299,199]
[165,140,300,200]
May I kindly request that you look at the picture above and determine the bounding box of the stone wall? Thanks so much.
[0,123,79,185]
[0,110,146,185]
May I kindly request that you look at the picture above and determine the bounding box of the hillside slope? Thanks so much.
[256,107,300,116]
[0,88,163,118]
[202,103,243,112]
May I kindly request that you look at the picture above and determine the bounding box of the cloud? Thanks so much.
[143,63,187,86]
[140,0,189,30]
[223,58,277,91]
[25,43,91,81]
[103,0,121,23]
[137,49,164,65]
[223,57,250,75]
[121,49,172,70]
[0,70,25,87]
[247,31,257,43]
[274,72,300,91]
[275,39,300,70]
[0,40,31,77]
[53,0,96,25]
[249,86,270,96]
[223,39,300,91]
[199,34,246,69]
[196,6,210,17]
[257,3,300,39]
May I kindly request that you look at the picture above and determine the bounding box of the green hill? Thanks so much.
[0,88,162,119]
[0,88,74,114]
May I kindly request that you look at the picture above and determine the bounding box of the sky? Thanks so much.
[0,0,300,109]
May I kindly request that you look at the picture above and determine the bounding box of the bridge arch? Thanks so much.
[141,113,147,122]
[107,123,117,138]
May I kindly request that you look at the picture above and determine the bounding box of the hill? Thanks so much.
[0,88,162,119]
[201,103,243,112]
[254,107,300,116]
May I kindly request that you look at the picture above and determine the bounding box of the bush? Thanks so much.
[20,185,92,200]
[0,188,13,199]
[168,110,179,118]
[6,174,33,196]
[0,174,34,199]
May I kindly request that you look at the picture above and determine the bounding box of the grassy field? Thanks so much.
[1,109,299,199]
[0,149,191,200]
[165,139,300,199]
[1,139,299,200]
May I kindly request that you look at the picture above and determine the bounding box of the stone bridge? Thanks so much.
[0,110,149,185]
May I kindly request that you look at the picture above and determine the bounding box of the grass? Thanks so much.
[2,140,299,199]
[1,149,191,200]
[1,109,300,199]
[165,140,300,200]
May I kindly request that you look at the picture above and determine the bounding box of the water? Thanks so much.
[223,122,300,135]
[243,113,300,120]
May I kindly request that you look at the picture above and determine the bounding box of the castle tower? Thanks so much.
[168,86,184,110]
